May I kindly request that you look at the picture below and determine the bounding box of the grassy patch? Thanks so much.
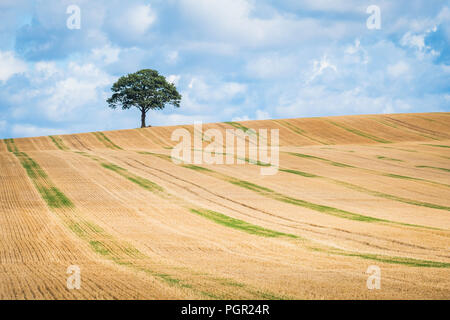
[49,135,69,151]
[228,178,274,193]
[4,139,18,153]
[422,144,450,148]
[224,121,254,134]
[190,208,297,238]
[327,120,391,143]
[7,145,74,209]
[287,152,354,168]
[275,120,327,145]
[36,185,74,209]
[127,175,164,192]
[14,151,48,179]
[89,240,111,256]
[279,168,318,178]
[100,162,164,193]
[138,151,172,161]
[334,180,450,213]
[182,164,214,172]
[416,165,450,173]
[337,252,450,268]
[376,155,404,162]
[380,146,417,153]
[384,173,420,181]
[93,132,123,150]
[181,157,433,228]
[100,162,126,172]
[68,222,87,238]
[275,195,385,223]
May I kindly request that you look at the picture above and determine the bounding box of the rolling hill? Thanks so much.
[1,112,449,299]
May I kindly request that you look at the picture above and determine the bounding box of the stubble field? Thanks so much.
[1,112,449,299]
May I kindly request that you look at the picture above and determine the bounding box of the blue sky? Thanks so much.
[0,0,449,138]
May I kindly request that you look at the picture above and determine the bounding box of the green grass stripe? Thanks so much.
[138,151,172,160]
[382,173,450,188]
[416,165,450,173]
[310,246,450,268]
[275,120,327,145]
[336,251,450,268]
[35,185,74,209]
[135,150,449,267]
[142,151,439,228]
[287,152,450,188]
[224,121,255,134]
[190,208,298,238]
[13,151,48,179]
[422,144,450,148]
[279,168,318,177]
[333,180,450,213]
[100,162,164,192]
[327,120,391,143]
[372,118,440,141]
[380,146,417,153]
[4,138,18,153]
[287,152,354,168]
[278,167,448,214]
[376,155,404,162]
[93,131,123,150]
[187,165,427,227]
[49,135,69,151]
[7,144,74,209]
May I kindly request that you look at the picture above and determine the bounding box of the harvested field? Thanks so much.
[1,112,449,299]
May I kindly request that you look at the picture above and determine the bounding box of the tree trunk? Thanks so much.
[141,110,146,128]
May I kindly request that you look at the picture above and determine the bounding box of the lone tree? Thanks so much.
[107,69,181,128]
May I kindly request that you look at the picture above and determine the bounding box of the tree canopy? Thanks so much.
[107,69,181,128]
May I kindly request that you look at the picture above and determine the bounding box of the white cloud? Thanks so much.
[232,115,251,121]
[179,0,354,47]
[166,51,179,64]
[91,44,121,64]
[127,4,156,35]
[9,62,114,123]
[308,55,337,82]
[274,85,416,119]
[150,112,215,126]
[256,109,270,120]
[167,74,181,85]
[34,61,59,80]
[345,39,369,64]
[246,55,298,78]
[400,26,439,59]
[39,63,113,121]
[401,32,426,51]
[387,61,410,77]
[0,51,27,82]
[11,124,67,138]
[187,77,246,102]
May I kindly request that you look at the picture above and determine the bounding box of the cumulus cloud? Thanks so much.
[308,55,337,83]
[246,54,299,79]
[126,4,156,35]
[167,74,181,85]
[387,61,410,77]
[0,51,27,82]
[11,124,67,138]
[0,0,449,138]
